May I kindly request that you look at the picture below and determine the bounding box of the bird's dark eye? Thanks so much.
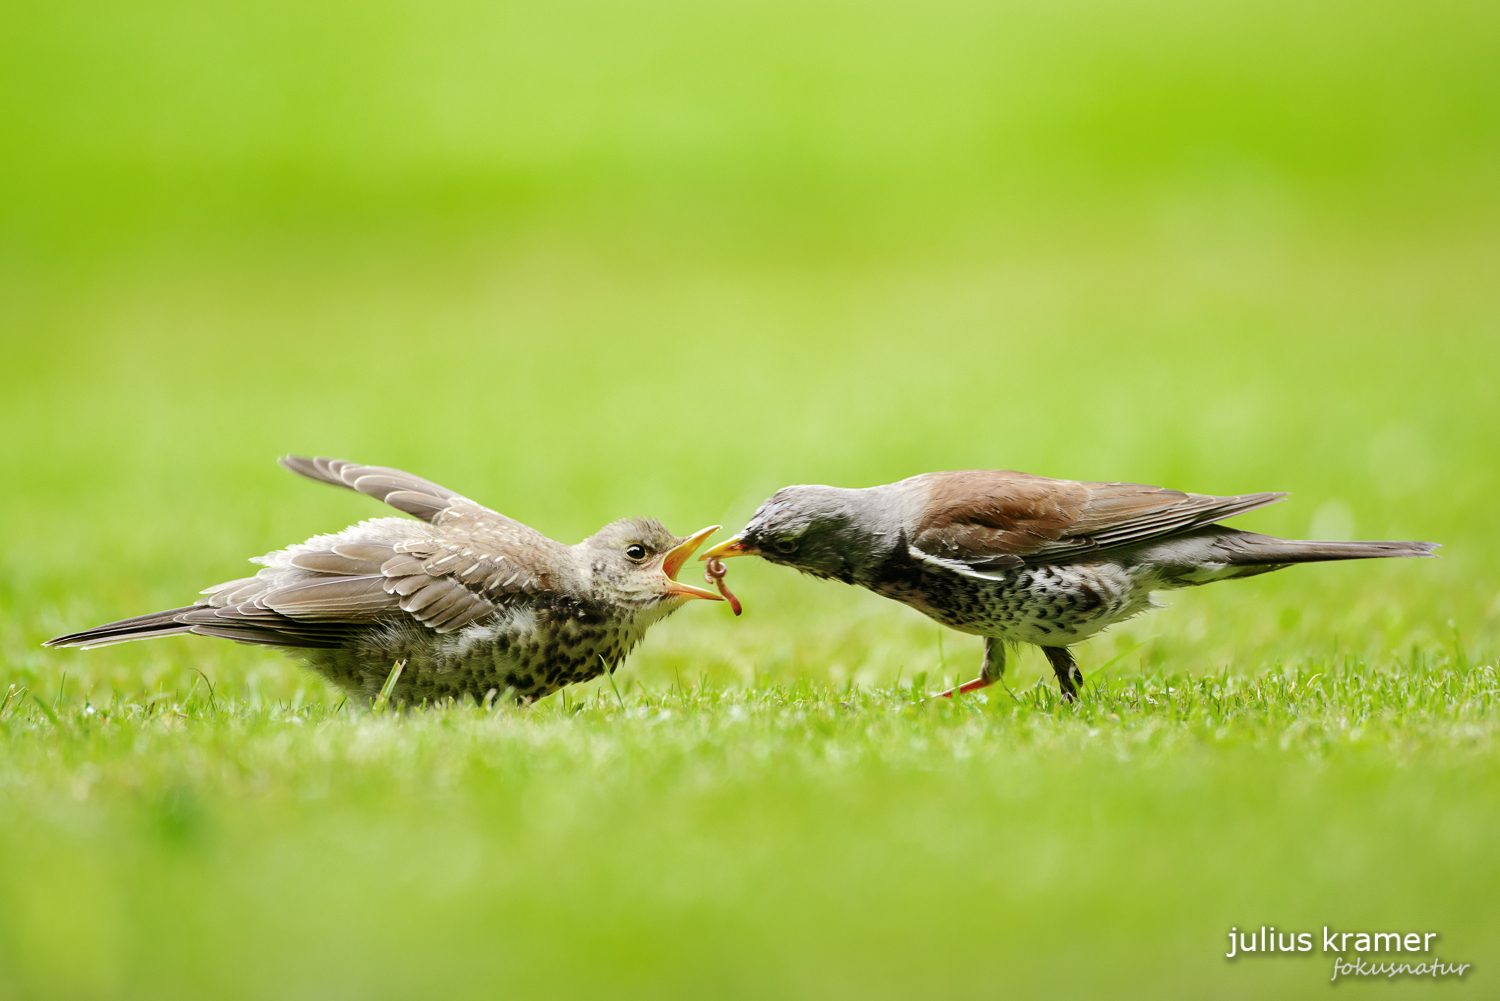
[625,544,649,562]
[773,538,798,555]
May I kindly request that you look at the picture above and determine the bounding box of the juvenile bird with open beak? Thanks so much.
[48,457,727,704]
[702,470,1436,700]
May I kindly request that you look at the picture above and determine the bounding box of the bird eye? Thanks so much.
[773,538,798,555]
[625,544,648,562]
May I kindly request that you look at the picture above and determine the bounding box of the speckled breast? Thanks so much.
[880,561,1153,646]
[302,602,649,705]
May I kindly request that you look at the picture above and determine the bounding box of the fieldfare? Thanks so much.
[701,470,1436,700]
[47,456,726,704]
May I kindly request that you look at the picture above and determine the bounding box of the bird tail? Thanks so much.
[1217,532,1439,565]
[1140,528,1438,588]
[44,608,197,649]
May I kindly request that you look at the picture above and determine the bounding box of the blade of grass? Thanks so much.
[191,669,218,717]
[32,693,62,727]
[600,656,625,711]
[372,660,406,714]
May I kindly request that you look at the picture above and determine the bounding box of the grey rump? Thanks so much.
[46,457,724,704]
[705,470,1438,699]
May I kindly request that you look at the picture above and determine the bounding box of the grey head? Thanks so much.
[575,518,724,609]
[729,484,910,584]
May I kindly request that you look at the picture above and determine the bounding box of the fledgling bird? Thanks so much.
[47,457,726,704]
[701,470,1437,700]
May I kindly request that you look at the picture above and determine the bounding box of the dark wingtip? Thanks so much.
[42,633,98,649]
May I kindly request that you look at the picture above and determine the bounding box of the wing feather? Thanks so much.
[278,456,553,550]
[85,457,575,646]
[262,576,394,617]
[399,580,452,613]
[910,470,1288,567]
[289,550,389,575]
[52,459,572,651]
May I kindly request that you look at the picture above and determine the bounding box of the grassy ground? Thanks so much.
[2,661,1497,999]
[4,0,1500,997]
[4,233,1496,999]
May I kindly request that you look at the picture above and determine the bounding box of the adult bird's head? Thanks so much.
[699,484,901,584]
[581,520,724,608]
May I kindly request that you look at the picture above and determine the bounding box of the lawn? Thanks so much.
[3,0,1499,997]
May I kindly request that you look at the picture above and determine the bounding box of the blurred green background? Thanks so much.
[2,0,1498,997]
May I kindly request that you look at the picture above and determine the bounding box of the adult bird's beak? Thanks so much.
[661,525,725,600]
[699,535,752,561]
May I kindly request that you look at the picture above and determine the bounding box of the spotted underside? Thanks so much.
[302,596,671,704]
[872,559,1157,647]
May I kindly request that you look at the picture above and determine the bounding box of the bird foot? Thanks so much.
[933,676,994,699]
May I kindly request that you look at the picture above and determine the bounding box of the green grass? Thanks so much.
[4,0,1500,996]
[2,657,1500,1001]
[3,658,1497,998]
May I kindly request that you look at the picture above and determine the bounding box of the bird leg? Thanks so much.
[935,637,1006,698]
[1042,646,1083,702]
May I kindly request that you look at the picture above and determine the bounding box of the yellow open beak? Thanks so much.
[699,535,752,561]
[661,525,724,600]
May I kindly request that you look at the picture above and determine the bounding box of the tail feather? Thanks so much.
[45,608,196,649]
[1138,527,1438,588]
[1219,533,1439,565]
[47,605,362,650]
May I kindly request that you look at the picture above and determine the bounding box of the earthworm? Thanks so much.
[704,558,742,616]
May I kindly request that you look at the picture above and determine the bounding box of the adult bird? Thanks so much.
[700,470,1436,700]
[47,456,726,704]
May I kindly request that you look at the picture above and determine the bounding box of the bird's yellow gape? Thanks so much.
[660,526,725,601]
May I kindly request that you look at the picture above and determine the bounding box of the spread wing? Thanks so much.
[908,470,1286,573]
[46,457,571,651]
[279,455,552,544]
[170,522,569,647]
[50,527,566,649]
